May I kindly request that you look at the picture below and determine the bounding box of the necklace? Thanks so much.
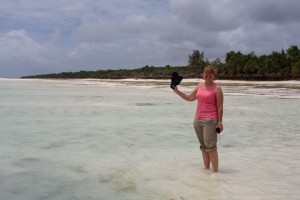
[205,82,213,88]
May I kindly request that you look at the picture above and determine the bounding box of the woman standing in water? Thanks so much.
[172,65,223,172]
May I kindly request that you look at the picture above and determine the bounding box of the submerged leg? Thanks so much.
[202,151,210,169]
[209,150,219,172]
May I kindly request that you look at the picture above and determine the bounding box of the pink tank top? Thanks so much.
[195,83,218,119]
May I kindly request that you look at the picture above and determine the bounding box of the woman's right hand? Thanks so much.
[171,85,178,92]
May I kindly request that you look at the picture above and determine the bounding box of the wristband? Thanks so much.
[218,122,223,125]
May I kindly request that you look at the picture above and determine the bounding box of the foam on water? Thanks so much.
[0,78,299,200]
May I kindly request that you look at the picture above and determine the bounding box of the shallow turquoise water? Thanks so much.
[0,78,299,200]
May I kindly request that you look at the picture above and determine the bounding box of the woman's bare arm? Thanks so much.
[173,86,198,102]
[216,85,224,129]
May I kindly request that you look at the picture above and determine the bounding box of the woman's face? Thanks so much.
[203,69,215,81]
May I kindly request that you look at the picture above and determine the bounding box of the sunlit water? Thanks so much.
[0,78,299,200]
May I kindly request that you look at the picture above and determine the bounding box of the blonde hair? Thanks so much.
[202,65,217,80]
[203,65,216,75]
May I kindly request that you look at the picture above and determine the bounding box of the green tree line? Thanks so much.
[22,45,300,80]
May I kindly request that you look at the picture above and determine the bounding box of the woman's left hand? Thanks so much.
[216,123,223,133]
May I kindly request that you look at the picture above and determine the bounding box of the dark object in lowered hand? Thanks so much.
[170,72,183,89]
[216,127,221,134]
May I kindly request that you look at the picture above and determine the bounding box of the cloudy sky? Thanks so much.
[0,0,300,77]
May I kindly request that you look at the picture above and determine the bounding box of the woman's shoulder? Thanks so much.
[195,82,204,90]
[214,82,221,88]
[214,82,223,92]
[198,82,204,87]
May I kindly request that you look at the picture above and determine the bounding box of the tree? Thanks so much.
[264,58,274,74]
[211,58,224,74]
[291,60,300,76]
[211,58,221,66]
[269,51,284,73]
[244,60,259,75]
[287,45,300,64]
[241,51,258,74]
[225,51,245,76]
[225,51,235,63]
[188,50,205,67]
[258,55,268,74]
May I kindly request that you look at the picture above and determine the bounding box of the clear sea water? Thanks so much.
[0,78,299,200]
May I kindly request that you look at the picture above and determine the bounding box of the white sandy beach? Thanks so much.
[79,78,300,89]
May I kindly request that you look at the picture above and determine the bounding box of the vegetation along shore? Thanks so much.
[21,46,300,81]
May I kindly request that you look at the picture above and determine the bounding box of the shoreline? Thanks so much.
[84,78,300,89]
[1,78,300,89]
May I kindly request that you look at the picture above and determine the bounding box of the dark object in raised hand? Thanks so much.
[170,72,183,89]
[216,127,221,134]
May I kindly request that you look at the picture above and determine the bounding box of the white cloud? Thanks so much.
[0,0,299,77]
[0,30,44,63]
[74,19,119,43]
